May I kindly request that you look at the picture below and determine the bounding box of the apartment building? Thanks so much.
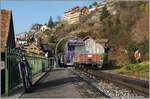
[63,6,89,24]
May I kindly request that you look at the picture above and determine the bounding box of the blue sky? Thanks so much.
[1,0,104,34]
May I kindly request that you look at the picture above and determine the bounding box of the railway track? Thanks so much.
[74,68,149,98]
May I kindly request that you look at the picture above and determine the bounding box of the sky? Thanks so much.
[1,0,104,34]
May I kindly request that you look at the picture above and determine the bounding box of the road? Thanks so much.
[21,68,105,98]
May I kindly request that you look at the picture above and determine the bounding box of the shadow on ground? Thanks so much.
[31,76,82,92]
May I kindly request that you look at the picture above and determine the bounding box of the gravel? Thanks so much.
[97,78,146,98]
[74,68,146,98]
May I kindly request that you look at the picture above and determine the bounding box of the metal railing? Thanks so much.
[26,52,49,75]
[4,47,49,96]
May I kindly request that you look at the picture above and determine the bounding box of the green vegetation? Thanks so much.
[100,6,109,21]
[127,39,149,63]
[88,5,92,9]
[92,2,98,6]
[114,62,149,79]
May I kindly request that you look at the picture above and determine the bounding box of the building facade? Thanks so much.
[83,36,105,54]
[24,43,44,55]
[1,9,16,69]
[40,25,50,32]
[1,9,16,93]
[63,6,89,24]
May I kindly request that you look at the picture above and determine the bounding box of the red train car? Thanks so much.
[74,53,103,69]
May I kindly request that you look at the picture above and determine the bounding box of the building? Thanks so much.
[83,36,105,54]
[16,32,28,39]
[24,43,44,55]
[89,3,105,13]
[1,10,16,52]
[1,9,16,93]
[40,25,50,32]
[1,9,16,69]
[16,38,28,45]
[96,38,109,47]
[30,24,42,33]
[63,6,89,24]
[41,43,56,57]
[83,36,96,54]
[88,1,116,15]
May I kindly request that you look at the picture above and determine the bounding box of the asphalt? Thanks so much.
[21,68,105,98]
[1,69,49,98]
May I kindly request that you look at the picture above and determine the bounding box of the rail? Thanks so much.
[76,68,149,97]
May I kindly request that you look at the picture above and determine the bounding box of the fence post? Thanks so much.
[5,47,9,96]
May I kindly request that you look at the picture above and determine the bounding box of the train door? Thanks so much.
[66,45,74,66]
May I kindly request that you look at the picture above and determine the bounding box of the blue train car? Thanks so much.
[64,38,84,66]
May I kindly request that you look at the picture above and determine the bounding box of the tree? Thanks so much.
[48,16,54,28]
[100,6,110,21]
[48,35,57,43]
[43,29,53,35]
[93,2,98,6]
[89,5,92,9]
[37,37,42,47]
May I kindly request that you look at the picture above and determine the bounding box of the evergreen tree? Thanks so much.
[100,6,110,21]
[48,16,54,28]
[93,2,98,6]
[89,5,92,9]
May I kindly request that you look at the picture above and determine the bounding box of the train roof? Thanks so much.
[67,38,84,46]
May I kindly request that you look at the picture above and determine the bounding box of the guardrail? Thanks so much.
[4,47,49,96]
[26,52,49,75]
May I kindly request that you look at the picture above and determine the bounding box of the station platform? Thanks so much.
[21,67,104,98]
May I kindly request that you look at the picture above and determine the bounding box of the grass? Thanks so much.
[114,61,149,79]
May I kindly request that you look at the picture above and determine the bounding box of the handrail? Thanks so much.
[4,47,49,96]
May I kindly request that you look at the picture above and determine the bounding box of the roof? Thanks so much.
[96,39,109,43]
[1,10,11,52]
[64,6,80,13]
[67,38,84,46]
[15,44,21,48]
[41,44,50,51]
[47,43,56,49]
[82,36,92,41]
[1,9,14,52]
[24,43,44,54]
[41,43,56,51]
[24,43,39,48]
[80,6,88,11]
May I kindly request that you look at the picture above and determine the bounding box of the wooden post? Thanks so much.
[5,47,9,96]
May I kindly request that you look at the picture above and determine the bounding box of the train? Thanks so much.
[63,37,106,69]
[74,54,103,69]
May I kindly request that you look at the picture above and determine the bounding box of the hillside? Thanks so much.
[25,1,148,65]
[56,1,148,65]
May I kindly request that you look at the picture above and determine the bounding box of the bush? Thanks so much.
[127,41,138,63]
[108,59,117,67]
[127,40,149,63]
[100,6,110,21]
[127,41,138,52]
[115,62,149,78]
